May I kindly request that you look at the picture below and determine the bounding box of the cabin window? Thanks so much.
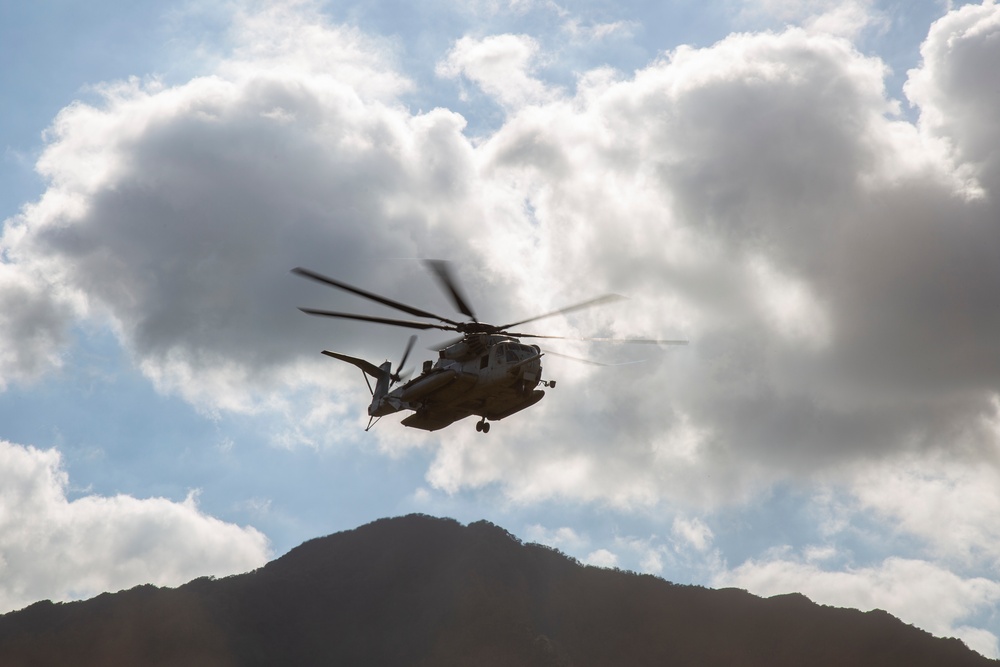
[480,354,489,369]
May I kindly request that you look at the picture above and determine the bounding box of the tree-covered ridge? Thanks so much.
[0,514,993,666]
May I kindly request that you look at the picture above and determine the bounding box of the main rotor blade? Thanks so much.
[292,267,461,325]
[508,331,689,345]
[541,348,647,367]
[429,335,465,352]
[298,307,458,332]
[425,260,477,322]
[498,294,626,330]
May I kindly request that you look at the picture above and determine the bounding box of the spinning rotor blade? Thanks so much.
[507,331,688,345]
[429,335,465,352]
[541,348,646,366]
[425,260,477,322]
[298,307,457,332]
[292,267,461,326]
[498,294,626,331]
[398,334,417,370]
[392,334,418,383]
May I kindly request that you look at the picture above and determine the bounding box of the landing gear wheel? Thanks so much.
[482,422,490,433]
[475,421,482,432]
[476,418,490,434]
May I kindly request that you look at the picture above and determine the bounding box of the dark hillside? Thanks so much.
[0,514,993,666]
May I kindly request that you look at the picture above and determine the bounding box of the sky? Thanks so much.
[3,0,1000,657]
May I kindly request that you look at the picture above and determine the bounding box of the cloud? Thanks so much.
[904,0,1000,187]
[524,523,588,551]
[0,262,71,387]
[220,1,411,101]
[437,34,558,109]
[850,444,1000,568]
[561,18,637,43]
[584,547,619,568]
[1,2,483,426]
[4,0,1000,512]
[0,440,269,613]
[605,520,724,579]
[716,553,1000,658]
[737,0,889,38]
[672,516,713,552]
[425,9,1000,508]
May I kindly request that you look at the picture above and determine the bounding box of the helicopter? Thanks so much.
[292,261,686,433]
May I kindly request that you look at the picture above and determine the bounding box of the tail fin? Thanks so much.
[322,350,385,379]
[322,336,418,427]
[321,351,395,418]
[369,360,393,415]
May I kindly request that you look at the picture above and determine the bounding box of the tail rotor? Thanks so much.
[390,335,417,386]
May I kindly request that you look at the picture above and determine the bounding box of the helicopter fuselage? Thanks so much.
[372,335,546,431]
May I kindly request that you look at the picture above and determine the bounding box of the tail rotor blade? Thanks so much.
[391,334,418,384]
[398,335,417,371]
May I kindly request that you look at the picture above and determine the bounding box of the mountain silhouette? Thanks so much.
[0,514,994,666]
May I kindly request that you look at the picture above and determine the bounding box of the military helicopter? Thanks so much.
[293,261,685,433]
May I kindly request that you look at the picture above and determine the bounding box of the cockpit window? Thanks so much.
[492,342,536,365]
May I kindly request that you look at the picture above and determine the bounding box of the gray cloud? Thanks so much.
[429,12,1000,501]
[0,263,71,388]
[905,2,1000,181]
[4,3,1000,506]
[3,29,489,413]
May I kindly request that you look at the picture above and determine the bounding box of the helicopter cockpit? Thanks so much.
[493,342,540,365]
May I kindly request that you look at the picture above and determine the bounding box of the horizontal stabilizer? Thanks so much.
[322,350,386,379]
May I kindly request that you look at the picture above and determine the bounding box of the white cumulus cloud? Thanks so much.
[4,0,1000,535]
[437,34,558,109]
[585,547,619,568]
[851,446,1000,568]
[716,554,1000,658]
[0,440,269,613]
